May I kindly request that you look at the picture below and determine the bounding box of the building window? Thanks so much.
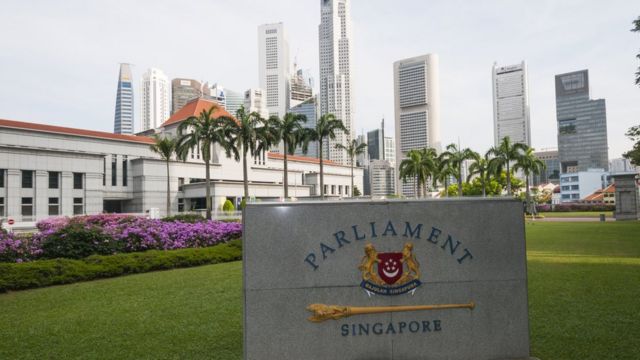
[111,154,117,186]
[338,185,342,195]
[122,155,128,187]
[178,177,185,191]
[324,185,328,194]
[0,169,4,188]
[22,170,34,188]
[48,197,59,216]
[0,197,4,217]
[73,197,84,215]
[331,185,336,195]
[73,173,84,189]
[48,172,60,189]
[178,198,184,213]
[345,186,349,196]
[21,197,33,220]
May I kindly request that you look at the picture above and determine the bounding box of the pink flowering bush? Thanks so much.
[0,215,242,263]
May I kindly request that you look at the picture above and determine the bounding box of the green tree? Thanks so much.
[308,114,346,198]
[487,136,528,195]
[352,185,361,197]
[433,155,455,197]
[438,144,476,197]
[513,148,546,214]
[623,125,640,166]
[633,16,640,85]
[270,112,312,198]
[226,106,275,201]
[399,149,426,197]
[419,147,438,195]
[177,105,235,220]
[149,134,185,217]
[335,139,367,197]
[467,152,491,197]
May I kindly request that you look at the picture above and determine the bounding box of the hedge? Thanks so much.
[536,203,615,212]
[0,239,242,292]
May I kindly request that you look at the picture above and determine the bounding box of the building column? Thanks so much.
[60,172,73,216]
[35,170,48,221]
[6,169,21,221]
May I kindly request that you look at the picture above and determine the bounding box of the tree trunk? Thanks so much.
[284,144,289,199]
[482,175,486,197]
[526,176,532,215]
[319,140,324,199]
[506,161,511,195]
[205,155,212,220]
[166,159,171,217]
[414,175,419,198]
[458,163,463,197]
[350,156,354,197]
[242,144,249,201]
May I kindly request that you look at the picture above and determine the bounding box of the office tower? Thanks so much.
[244,88,269,120]
[171,78,209,114]
[258,23,290,118]
[492,61,531,146]
[533,149,560,185]
[555,70,608,173]
[224,89,244,117]
[609,158,637,173]
[290,63,313,108]
[319,0,355,165]
[384,136,395,169]
[141,68,170,130]
[291,96,319,158]
[368,160,395,197]
[393,54,441,196]
[113,63,134,134]
[367,120,385,162]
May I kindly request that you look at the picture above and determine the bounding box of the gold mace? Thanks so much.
[306,302,475,323]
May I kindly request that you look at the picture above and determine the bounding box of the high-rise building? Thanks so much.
[141,68,170,130]
[368,160,395,197]
[609,158,637,173]
[209,84,243,117]
[319,0,355,165]
[244,88,269,120]
[290,64,313,108]
[258,23,290,118]
[113,63,134,134]
[171,78,209,114]
[533,148,560,185]
[367,123,384,162]
[291,96,319,158]
[393,54,441,197]
[492,61,531,146]
[384,136,395,169]
[555,69,608,173]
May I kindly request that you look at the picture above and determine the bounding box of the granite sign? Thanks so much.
[243,199,533,359]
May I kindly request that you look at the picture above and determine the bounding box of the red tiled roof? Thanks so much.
[267,152,340,166]
[583,184,615,201]
[0,118,155,144]
[161,98,236,127]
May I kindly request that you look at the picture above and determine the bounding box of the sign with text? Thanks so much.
[243,199,531,360]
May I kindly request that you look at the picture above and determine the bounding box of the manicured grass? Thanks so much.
[539,211,613,218]
[0,222,638,359]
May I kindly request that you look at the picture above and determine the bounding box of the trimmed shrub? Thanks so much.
[536,203,615,212]
[39,223,123,260]
[162,213,206,223]
[0,239,242,292]
[223,199,235,213]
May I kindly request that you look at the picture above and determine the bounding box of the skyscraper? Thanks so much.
[290,63,313,108]
[244,88,269,120]
[384,136,395,169]
[319,0,355,165]
[141,68,170,130]
[555,69,608,173]
[113,63,134,134]
[393,54,441,196]
[258,23,290,118]
[492,61,531,146]
[367,122,384,162]
[171,78,207,114]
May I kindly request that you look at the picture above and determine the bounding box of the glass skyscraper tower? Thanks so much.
[113,63,134,134]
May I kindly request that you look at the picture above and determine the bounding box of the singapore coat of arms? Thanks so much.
[358,242,422,296]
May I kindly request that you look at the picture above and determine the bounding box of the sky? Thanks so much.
[1,0,639,159]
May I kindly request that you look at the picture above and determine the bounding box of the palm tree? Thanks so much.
[399,149,426,198]
[467,152,491,197]
[434,156,456,197]
[270,112,311,199]
[487,136,528,196]
[438,144,476,197]
[177,105,235,220]
[513,148,546,214]
[226,106,274,202]
[149,134,184,217]
[308,114,346,198]
[418,147,438,196]
[335,139,367,197]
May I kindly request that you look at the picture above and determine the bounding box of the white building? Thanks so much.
[393,54,441,196]
[0,99,362,223]
[258,23,290,118]
[492,61,531,146]
[319,0,355,165]
[384,136,395,169]
[244,88,269,120]
[609,158,637,174]
[141,68,170,131]
[559,168,610,203]
[368,160,395,197]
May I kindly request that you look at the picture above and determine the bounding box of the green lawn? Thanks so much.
[1,222,639,359]
[539,211,613,218]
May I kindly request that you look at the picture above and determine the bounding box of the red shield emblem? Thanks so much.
[377,252,403,285]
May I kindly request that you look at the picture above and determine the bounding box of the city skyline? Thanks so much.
[1,0,638,159]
